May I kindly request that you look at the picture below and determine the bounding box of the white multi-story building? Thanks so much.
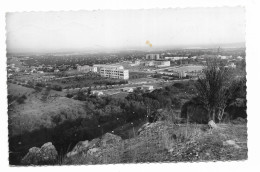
[146,54,160,60]
[99,66,129,80]
[77,65,97,73]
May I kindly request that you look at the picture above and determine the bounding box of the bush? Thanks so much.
[76,91,87,101]
[16,95,27,104]
[34,86,42,92]
[21,95,27,99]
[173,83,185,89]
[8,94,18,104]
[66,94,73,98]
[180,97,209,124]
[52,85,62,91]
[35,82,46,87]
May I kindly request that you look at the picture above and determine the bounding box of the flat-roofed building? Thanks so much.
[144,61,155,66]
[165,57,188,61]
[77,65,97,73]
[93,64,124,72]
[146,54,160,60]
[144,60,170,67]
[100,67,129,80]
[154,61,170,67]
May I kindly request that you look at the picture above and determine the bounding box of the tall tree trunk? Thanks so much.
[207,109,212,121]
[218,108,225,122]
[212,109,216,122]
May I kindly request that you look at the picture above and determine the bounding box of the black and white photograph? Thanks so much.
[5,6,248,166]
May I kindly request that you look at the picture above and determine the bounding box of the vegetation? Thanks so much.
[16,95,27,104]
[195,58,234,122]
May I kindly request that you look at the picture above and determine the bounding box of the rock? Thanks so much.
[87,148,101,157]
[21,142,58,165]
[100,133,122,147]
[66,138,101,158]
[168,148,174,153]
[66,140,89,157]
[223,140,240,149]
[208,120,218,129]
[138,121,165,135]
[137,122,150,135]
[88,138,101,149]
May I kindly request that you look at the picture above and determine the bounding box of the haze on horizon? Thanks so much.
[6,7,245,54]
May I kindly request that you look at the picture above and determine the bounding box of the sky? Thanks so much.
[6,7,245,53]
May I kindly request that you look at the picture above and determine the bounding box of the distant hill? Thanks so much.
[7,42,245,56]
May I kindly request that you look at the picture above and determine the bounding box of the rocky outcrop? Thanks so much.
[64,133,123,164]
[137,122,150,135]
[208,120,218,129]
[21,142,58,165]
[100,133,122,146]
[66,138,101,157]
[137,122,165,135]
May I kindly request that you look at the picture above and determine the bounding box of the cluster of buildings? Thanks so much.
[77,65,97,73]
[146,54,190,62]
[158,71,187,78]
[7,64,20,73]
[77,64,129,80]
[133,60,171,68]
[143,60,171,67]
[132,53,171,68]
[164,56,189,61]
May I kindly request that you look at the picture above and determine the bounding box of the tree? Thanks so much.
[195,58,232,122]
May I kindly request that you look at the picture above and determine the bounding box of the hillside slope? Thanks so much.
[8,83,87,136]
[62,121,247,164]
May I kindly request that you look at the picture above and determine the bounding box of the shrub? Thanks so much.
[52,85,62,91]
[16,95,27,104]
[36,82,45,87]
[173,83,185,89]
[66,94,73,98]
[34,86,42,92]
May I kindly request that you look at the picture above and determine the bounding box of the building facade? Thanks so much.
[99,65,129,80]
[164,57,188,61]
[144,60,170,67]
[146,54,160,60]
[77,65,98,73]
[93,64,124,72]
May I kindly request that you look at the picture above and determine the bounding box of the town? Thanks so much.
[7,48,245,98]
